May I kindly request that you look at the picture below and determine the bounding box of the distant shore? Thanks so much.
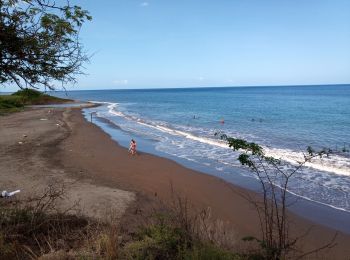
[1,106,350,258]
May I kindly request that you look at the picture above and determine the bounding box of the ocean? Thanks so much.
[54,84,350,219]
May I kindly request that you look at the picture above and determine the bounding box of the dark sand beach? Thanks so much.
[1,106,349,259]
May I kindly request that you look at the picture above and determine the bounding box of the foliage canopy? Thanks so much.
[0,0,91,90]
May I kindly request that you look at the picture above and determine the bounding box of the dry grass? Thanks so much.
[117,187,243,260]
[0,183,92,259]
[167,193,238,251]
[0,183,248,259]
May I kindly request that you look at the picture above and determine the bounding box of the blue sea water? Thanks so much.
[53,85,350,216]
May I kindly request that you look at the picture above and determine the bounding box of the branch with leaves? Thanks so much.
[0,0,92,90]
[217,133,337,259]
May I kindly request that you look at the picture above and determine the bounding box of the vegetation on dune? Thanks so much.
[0,184,90,259]
[0,185,243,260]
[0,88,72,114]
[12,88,72,105]
[119,194,242,260]
[121,215,239,260]
[0,95,24,112]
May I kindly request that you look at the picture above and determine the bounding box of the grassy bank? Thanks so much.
[0,186,256,260]
[0,89,72,115]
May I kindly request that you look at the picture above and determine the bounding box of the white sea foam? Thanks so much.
[272,182,350,212]
[89,100,117,105]
[265,147,350,177]
[86,101,350,212]
[97,101,350,178]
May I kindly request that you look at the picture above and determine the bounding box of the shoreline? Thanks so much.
[83,104,350,234]
[64,107,350,257]
[1,106,350,258]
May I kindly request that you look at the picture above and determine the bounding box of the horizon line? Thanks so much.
[52,83,350,92]
[1,83,350,93]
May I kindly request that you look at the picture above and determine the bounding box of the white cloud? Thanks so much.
[198,77,205,81]
[112,79,128,85]
[140,2,149,7]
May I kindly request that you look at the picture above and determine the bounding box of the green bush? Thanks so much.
[121,216,240,260]
[0,95,24,109]
[0,89,72,114]
[0,95,24,114]
[11,88,70,105]
[12,88,43,98]
[181,243,242,260]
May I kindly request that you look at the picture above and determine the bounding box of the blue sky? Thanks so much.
[5,0,350,91]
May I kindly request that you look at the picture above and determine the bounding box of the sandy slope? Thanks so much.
[0,107,135,221]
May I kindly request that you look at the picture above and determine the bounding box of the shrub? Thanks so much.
[12,88,43,98]
[0,89,72,114]
[0,185,91,259]
[121,216,240,260]
[0,95,24,109]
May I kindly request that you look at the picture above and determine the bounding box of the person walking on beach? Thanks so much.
[129,139,137,155]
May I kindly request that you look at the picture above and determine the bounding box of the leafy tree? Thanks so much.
[0,0,91,90]
[217,133,337,259]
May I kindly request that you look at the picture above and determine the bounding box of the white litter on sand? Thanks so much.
[1,190,21,198]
